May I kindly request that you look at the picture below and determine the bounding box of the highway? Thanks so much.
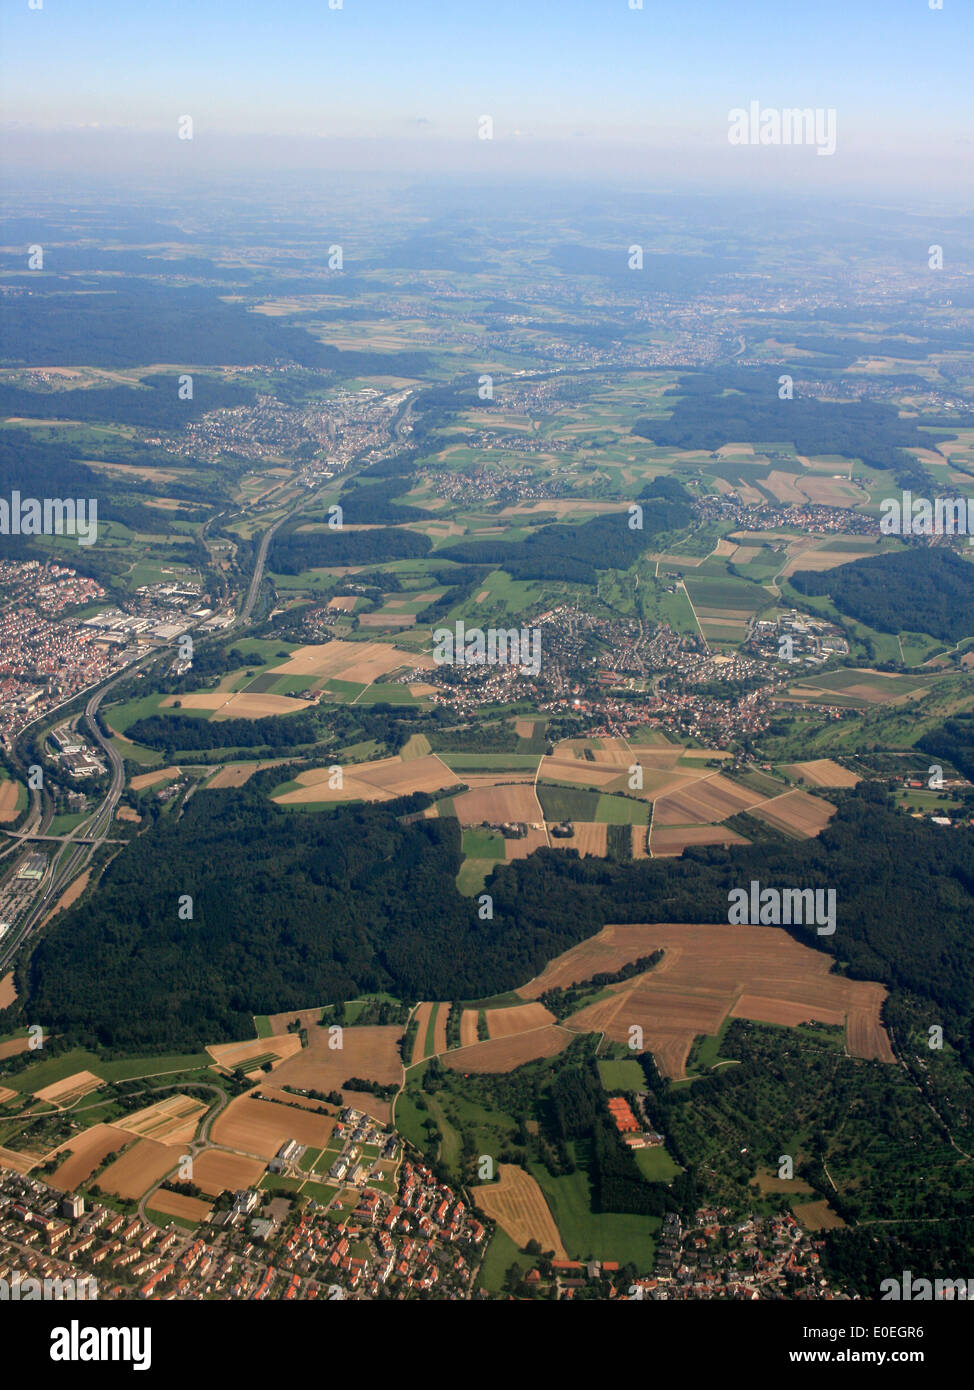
[0,661,146,974]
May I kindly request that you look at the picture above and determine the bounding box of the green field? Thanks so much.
[594,794,649,826]
[536,784,601,821]
[476,1226,537,1293]
[531,1147,660,1265]
[5,1048,213,1092]
[632,1146,682,1182]
[597,1059,646,1090]
[461,827,507,860]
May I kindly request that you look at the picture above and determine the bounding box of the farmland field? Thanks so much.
[210,1095,336,1158]
[520,922,892,1076]
[442,1026,574,1074]
[471,1163,567,1258]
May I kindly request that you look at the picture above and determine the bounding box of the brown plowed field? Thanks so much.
[207,760,289,788]
[505,828,549,859]
[730,994,846,1028]
[47,1124,131,1189]
[749,789,835,837]
[0,780,21,821]
[442,1026,573,1074]
[651,825,749,856]
[847,1000,897,1063]
[653,774,762,825]
[433,1004,450,1055]
[548,822,607,857]
[453,784,542,825]
[486,1003,556,1039]
[130,766,180,790]
[459,1010,479,1047]
[520,922,892,1077]
[191,1149,267,1196]
[412,1004,434,1064]
[264,1007,323,1035]
[269,1024,403,1121]
[471,1164,566,1258]
[210,1095,336,1159]
[98,1139,181,1200]
[150,1189,213,1224]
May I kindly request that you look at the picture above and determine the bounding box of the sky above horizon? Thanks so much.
[1,1,971,197]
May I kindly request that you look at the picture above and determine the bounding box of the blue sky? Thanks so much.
[1,1,971,191]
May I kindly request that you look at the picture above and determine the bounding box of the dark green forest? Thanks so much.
[790,547,974,642]
[9,783,974,1066]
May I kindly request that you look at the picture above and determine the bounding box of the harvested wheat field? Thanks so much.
[114,1095,208,1145]
[0,1086,15,1104]
[653,774,762,825]
[47,1125,131,1189]
[191,1149,267,1196]
[459,1010,479,1048]
[327,595,358,611]
[130,766,180,791]
[206,1034,302,1071]
[270,1024,403,1122]
[442,1025,573,1074]
[520,922,892,1076]
[98,1139,181,1200]
[0,972,18,1008]
[515,719,539,738]
[472,1163,566,1258]
[115,806,140,822]
[505,828,549,860]
[847,1004,897,1063]
[433,1004,450,1055]
[150,1189,213,1224]
[412,1003,434,1064]
[160,692,229,711]
[453,783,542,826]
[0,1144,37,1174]
[207,759,290,789]
[0,779,21,822]
[651,825,749,856]
[268,639,432,684]
[0,1037,30,1061]
[538,757,622,789]
[749,789,835,837]
[274,753,455,806]
[210,1095,336,1159]
[263,1006,324,1035]
[730,994,846,1028]
[34,1070,103,1106]
[214,692,313,720]
[548,822,608,857]
[785,759,860,789]
[631,825,651,859]
[486,1003,556,1039]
